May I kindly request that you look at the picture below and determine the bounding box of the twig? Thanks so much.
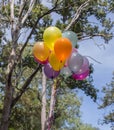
[91,37,105,50]
[85,56,102,64]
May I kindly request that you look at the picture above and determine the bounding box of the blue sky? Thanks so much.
[78,38,114,130]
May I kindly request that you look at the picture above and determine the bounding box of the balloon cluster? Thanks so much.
[33,26,90,80]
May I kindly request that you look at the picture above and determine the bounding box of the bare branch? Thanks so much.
[10,0,14,22]
[78,33,113,40]
[18,0,27,20]
[85,56,102,64]
[65,0,90,31]
[11,64,41,108]
[78,33,113,49]
[91,37,105,50]
[10,0,15,39]
[21,0,36,25]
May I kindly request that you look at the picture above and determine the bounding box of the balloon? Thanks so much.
[64,48,78,67]
[72,69,89,80]
[33,42,50,62]
[43,26,62,50]
[62,31,78,47]
[68,50,83,73]
[34,56,48,64]
[75,56,89,74]
[54,38,72,62]
[49,51,65,71]
[44,63,60,79]
[61,66,72,77]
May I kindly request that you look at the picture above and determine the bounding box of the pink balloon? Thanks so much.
[72,69,89,80]
[72,47,78,53]
[34,56,48,64]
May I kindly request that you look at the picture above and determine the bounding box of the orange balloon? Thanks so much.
[54,38,72,62]
[49,51,65,71]
[33,42,50,61]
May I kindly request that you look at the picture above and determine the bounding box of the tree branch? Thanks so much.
[10,0,15,40]
[10,0,14,22]
[18,0,27,21]
[78,33,113,40]
[65,0,90,31]
[21,0,36,25]
[85,56,102,64]
[11,64,41,108]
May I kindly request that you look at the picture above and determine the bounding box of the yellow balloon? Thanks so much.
[49,51,65,71]
[43,26,62,50]
[33,42,50,61]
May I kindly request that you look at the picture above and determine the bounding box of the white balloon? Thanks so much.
[61,66,72,77]
[68,51,83,73]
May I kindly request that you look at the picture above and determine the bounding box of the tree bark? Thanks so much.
[0,85,13,130]
[0,1,37,129]
[0,48,15,130]
[0,1,17,129]
[47,80,57,130]
[41,67,47,130]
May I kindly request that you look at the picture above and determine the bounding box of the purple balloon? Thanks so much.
[72,69,89,80]
[34,56,48,64]
[68,50,83,73]
[75,56,89,74]
[44,63,60,79]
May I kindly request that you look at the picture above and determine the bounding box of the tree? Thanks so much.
[0,0,114,130]
[99,72,114,129]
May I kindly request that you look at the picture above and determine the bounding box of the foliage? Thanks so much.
[0,0,114,129]
[10,88,41,130]
[99,72,114,128]
[52,0,114,44]
[57,65,98,102]
[51,88,99,130]
[8,83,99,130]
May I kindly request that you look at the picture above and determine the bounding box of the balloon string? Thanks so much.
[85,55,102,64]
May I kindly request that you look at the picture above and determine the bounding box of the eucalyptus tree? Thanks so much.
[0,0,114,130]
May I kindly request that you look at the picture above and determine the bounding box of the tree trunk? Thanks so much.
[47,80,57,130]
[0,1,37,130]
[41,67,47,130]
[0,47,16,130]
[0,85,13,130]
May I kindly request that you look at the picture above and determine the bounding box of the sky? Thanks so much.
[78,38,114,130]
[41,1,114,129]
